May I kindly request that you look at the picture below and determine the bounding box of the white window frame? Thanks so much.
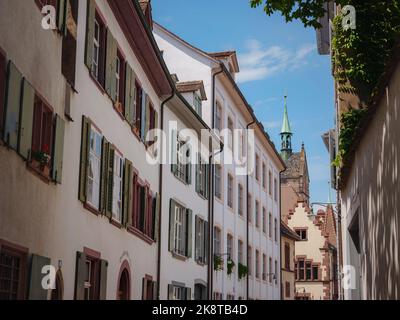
[87,125,102,210]
[215,164,222,199]
[92,19,100,79]
[115,55,121,102]
[112,151,123,223]
[174,204,186,256]
[227,174,233,209]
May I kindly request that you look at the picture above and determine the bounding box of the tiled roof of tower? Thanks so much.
[281,152,303,179]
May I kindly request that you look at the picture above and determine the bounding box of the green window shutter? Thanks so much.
[28,254,51,300]
[194,215,199,261]
[186,145,192,185]
[99,259,108,300]
[153,193,160,242]
[152,281,158,300]
[140,92,147,139]
[4,61,23,150]
[57,0,67,35]
[144,96,150,141]
[167,284,174,300]
[79,116,90,202]
[204,220,209,264]
[169,199,176,252]
[205,164,210,199]
[52,115,65,183]
[124,63,132,123]
[122,159,133,227]
[99,137,109,214]
[195,154,200,193]
[186,287,192,300]
[18,78,35,160]
[84,0,95,70]
[105,29,117,102]
[106,145,115,218]
[74,251,87,300]
[131,70,137,127]
[186,209,193,258]
[171,129,177,174]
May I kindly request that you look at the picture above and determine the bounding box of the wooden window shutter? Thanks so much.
[78,116,90,202]
[84,0,95,70]
[28,254,51,300]
[186,209,193,258]
[106,145,115,218]
[4,61,23,150]
[99,259,108,300]
[52,115,65,183]
[0,49,6,138]
[105,29,117,102]
[205,220,209,264]
[18,78,35,160]
[141,277,147,300]
[186,287,192,300]
[99,137,109,214]
[171,129,178,175]
[185,145,192,185]
[167,284,173,300]
[74,251,87,300]
[122,159,133,227]
[168,199,176,252]
[195,154,200,194]
[153,193,160,241]
[152,281,158,300]
[57,0,67,34]
[144,96,150,141]
[124,63,132,124]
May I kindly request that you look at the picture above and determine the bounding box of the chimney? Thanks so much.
[139,0,153,29]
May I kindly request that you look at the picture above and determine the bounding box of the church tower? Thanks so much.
[280,95,293,161]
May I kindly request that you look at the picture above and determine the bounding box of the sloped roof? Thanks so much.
[208,51,240,73]
[281,221,301,241]
[176,80,207,100]
[281,145,309,181]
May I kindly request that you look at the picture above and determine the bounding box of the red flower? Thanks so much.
[43,144,50,154]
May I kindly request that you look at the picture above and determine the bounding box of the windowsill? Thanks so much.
[173,172,190,186]
[110,218,123,229]
[196,260,207,267]
[113,102,126,121]
[196,192,208,201]
[27,161,52,184]
[83,202,101,216]
[88,69,106,95]
[171,251,188,262]
[215,196,223,204]
[127,226,155,245]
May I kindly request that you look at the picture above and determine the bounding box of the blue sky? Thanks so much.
[152,0,336,205]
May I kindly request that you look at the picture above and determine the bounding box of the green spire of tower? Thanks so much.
[280,95,293,161]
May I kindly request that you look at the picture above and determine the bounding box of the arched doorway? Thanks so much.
[51,270,64,300]
[117,261,131,300]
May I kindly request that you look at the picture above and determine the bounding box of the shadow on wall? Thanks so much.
[353,71,400,299]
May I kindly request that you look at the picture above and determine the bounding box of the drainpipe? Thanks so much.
[208,66,223,300]
[157,92,175,300]
[278,169,285,300]
[246,120,255,300]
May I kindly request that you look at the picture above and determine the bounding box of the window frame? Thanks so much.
[227,173,233,209]
[111,150,124,223]
[91,12,106,87]
[86,124,103,210]
[215,164,222,200]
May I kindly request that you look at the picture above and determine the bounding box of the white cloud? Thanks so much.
[236,40,316,83]
[262,121,281,129]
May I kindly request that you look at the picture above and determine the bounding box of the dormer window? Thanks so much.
[193,92,202,116]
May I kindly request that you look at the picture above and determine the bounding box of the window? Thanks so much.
[274,218,278,242]
[227,234,233,260]
[284,243,291,270]
[147,102,157,145]
[262,162,266,188]
[169,200,192,257]
[295,228,308,241]
[306,261,312,280]
[195,216,208,264]
[274,178,278,202]
[255,154,260,181]
[226,294,235,300]
[268,171,272,196]
[227,174,233,209]
[134,82,143,133]
[255,200,260,228]
[196,155,209,199]
[31,95,54,177]
[295,258,320,281]
[215,102,222,131]
[172,285,184,300]
[262,207,266,233]
[142,276,156,300]
[227,117,233,150]
[285,282,291,298]
[297,259,305,280]
[248,246,252,276]
[268,213,272,238]
[214,227,221,256]
[214,292,223,300]
[215,164,222,199]
[193,93,202,116]
[269,257,273,283]
[275,260,278,284]
[248,194,252,223]
[112,152,123,223]
[255,250,260,279]
[92,13,106,86]
[262,254,267,281]
[115,50,126,111]
[238,240,243,264]
[0,244,27,300]
[238,184,244,216]
[87,125,102,209]
[83,256,101,300]
[312,265,319,280]
[174,136,191,184]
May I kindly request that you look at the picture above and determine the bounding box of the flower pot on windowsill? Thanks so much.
[30,159,51,177]
[115,101,124,114]
[30,150,51,177]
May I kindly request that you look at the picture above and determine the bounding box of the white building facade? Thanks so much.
[154,23,284,300]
